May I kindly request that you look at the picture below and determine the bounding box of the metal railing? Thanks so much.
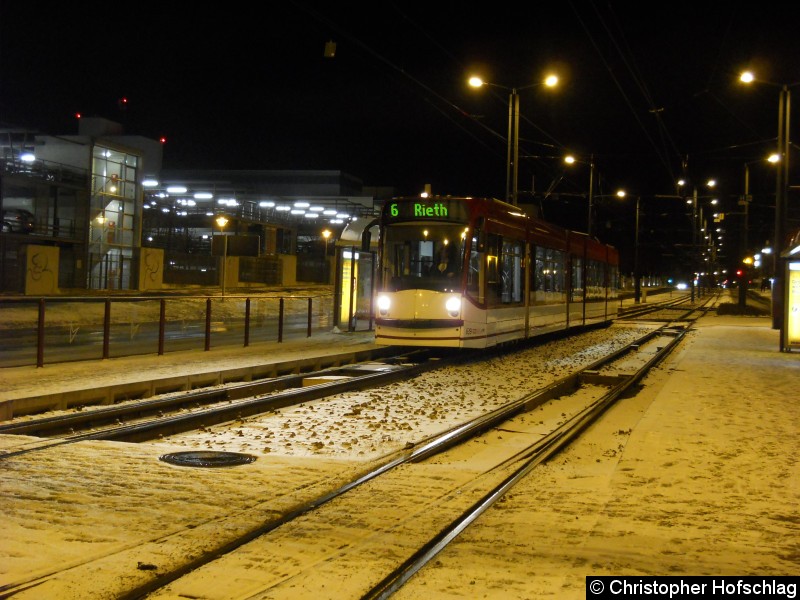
[0,292,336,368]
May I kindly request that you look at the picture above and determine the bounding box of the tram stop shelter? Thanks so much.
[781,228,800,352]
[333,218,379,332]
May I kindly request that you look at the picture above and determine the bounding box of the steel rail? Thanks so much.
[0,349,431,437]
[361,323,690,599]
[119,326,680,600]
[0,325,680,600]
[0,351,449,459]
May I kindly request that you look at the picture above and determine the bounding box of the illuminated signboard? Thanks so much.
[788,261,800,348]
[384,199,470,223]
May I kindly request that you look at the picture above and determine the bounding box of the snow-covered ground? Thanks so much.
[1,312,798,599]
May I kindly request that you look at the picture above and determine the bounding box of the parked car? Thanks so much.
[2,208,35,233]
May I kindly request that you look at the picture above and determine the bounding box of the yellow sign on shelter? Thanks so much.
[787,261,800,349]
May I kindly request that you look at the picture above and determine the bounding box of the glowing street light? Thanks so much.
[322,228,332,256]
[677,178,718,301]
[215,215,229,297]
[737,154,780,309]
[616,190,643,303]
[739,70,800,347]
[469,73,559,205]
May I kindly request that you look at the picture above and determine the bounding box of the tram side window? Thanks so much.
[485,233,523,305]
[501,238,524,303]
[587,259,604,299]
[485,233,502,304]
[609,264,619,298]
[534,246,566,304]
[534,246,545,302]
[466,221,484,302]
[552,249,565,299]
[571,256,583,301]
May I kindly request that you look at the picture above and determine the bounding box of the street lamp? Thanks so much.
[322,229,333,285]
[677,178,717,301]
[740,154,780,307]
[616,190,641,303]
[468,73,559,205]
[322,228,332,256]
[739,71,799,345]
[215,215,229,297]
[564,154,595,237]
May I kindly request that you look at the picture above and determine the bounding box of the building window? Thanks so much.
[88,145,140,289]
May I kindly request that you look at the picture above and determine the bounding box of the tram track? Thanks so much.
[136,323,691,599]
[0,349,450,457]
[0,311,704,600]
[139,299,713,599]
[0,295,715,460]
[616,290,719,321]
[363,329,691,599]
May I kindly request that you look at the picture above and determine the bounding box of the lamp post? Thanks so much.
[740,155,780,308]
[215,215,229,297]
[616,190,641,303]
[322,228,332,256]
[676,180,697,301]
[739,72,798,347]
[700,179,716,298]
[677,178,716,301]
[773,83,790,281]
[468,74,558,205]
[322,228,332,284]
[634,194,640,303]
[738,162,749,310]
[564,154,595,237]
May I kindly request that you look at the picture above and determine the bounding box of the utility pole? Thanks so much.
[739,166,752,309]
[691,188,697,302]
[634,195,641,303]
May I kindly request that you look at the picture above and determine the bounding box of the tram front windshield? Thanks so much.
[382,222,467,292]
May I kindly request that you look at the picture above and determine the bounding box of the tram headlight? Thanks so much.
[445,296,461,317]
[377,294,391,315]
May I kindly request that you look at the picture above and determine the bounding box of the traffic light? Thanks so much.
[736,269,744,278]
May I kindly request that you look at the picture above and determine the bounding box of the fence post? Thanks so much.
[307,297,312,337]
[205,297,212,351]
[158,298,166,355]
[244,297,251,347]
[36,298,45,368]
[103,299,111,359]
[278,297,284,343]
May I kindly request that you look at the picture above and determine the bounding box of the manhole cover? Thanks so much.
[159,451,257,468]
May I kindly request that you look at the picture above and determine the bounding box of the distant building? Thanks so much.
[1,118,391,294]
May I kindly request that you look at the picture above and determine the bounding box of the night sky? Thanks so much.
[2,2,798,276]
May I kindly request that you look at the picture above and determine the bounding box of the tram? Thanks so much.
[374,196,619,348]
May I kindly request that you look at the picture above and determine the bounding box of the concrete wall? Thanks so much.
[281,254,297,286]
[139,247,164,291]
[24,245,59,295]
[139,249,298,291]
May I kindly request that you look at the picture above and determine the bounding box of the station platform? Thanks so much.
[0,329,383,420]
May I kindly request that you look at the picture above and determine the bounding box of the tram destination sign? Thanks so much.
[384,198,469,222]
